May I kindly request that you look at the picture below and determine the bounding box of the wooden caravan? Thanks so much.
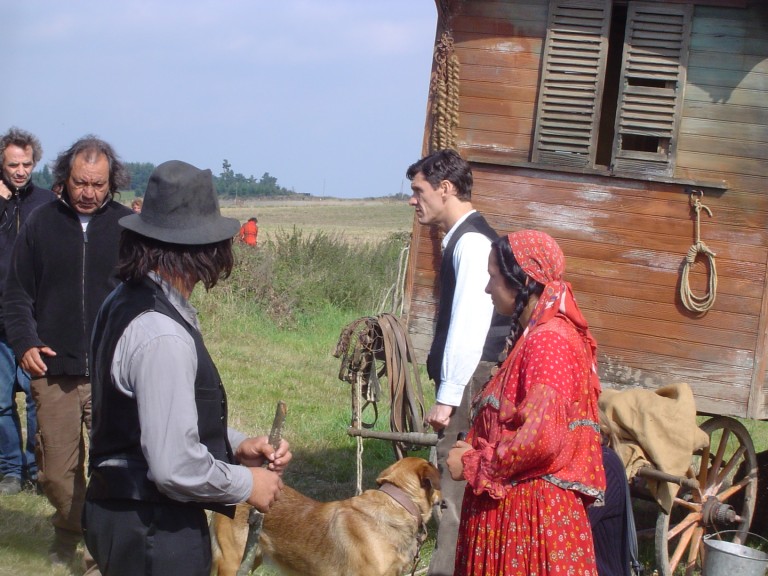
[406,0,768,421]
[404,3,767,572]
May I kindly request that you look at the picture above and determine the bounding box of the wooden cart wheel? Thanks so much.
[654,415,758,576]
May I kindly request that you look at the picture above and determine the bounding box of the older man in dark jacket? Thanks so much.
[4,135,131,572]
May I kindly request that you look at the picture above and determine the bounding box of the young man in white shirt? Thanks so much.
[407,149,508,576]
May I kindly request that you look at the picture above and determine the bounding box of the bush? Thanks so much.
[221,228,409,326]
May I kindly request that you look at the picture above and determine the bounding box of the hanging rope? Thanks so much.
[680,190,717,314]
[354,369,364,495]
[429,30,460,152]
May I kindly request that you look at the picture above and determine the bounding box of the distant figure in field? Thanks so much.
[131,198,143,213]
[239,216,258,246]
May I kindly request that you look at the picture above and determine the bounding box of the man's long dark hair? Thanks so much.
[52,135,130,197]
[117,230,234,292]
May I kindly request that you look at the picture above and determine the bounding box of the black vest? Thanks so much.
[88,278,235,515]
[427,212,510,388]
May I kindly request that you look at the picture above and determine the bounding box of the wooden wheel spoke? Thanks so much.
[671,496,700,513]
[684,466,705,502]
[684,526,704,576]
[697,446,710,487]
[656,417,757,576]
[713,444,746,487]
[709,428,731,478]
[667,511,701,540]
[717,476,751,502]
[668,520,696,574]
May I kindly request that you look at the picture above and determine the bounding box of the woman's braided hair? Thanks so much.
[493,236,544,347]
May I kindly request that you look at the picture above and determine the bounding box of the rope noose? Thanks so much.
[680,190,717,314]
[430,30,460,152]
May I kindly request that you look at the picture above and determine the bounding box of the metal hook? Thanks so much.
[689,188,703,205]
[689,189,712,217]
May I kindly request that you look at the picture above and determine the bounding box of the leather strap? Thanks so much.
[378,482,421,526]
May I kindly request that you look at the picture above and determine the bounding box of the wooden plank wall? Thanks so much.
[405,0,768,419]
[677,1,768,419]
[406,0,550,358]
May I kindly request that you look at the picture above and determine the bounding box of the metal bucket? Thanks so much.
[703,531,768,576]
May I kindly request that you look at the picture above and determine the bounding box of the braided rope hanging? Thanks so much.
[429,30,460,152]
[680,190,717,314]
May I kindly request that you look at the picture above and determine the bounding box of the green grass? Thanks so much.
[3,199,768,575]
[0,494,75,576]
[0,296,435,575]
[201,286,437,575]
[199,271,439,576]
[199,279,436,496]
[0,216,431,575]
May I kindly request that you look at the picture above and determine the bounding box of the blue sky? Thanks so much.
[2,1,437,198]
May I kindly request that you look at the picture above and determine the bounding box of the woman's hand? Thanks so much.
[446,440,472,481]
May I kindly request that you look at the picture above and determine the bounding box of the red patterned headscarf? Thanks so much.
[507,230,601,394]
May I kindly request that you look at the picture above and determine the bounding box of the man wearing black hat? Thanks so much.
[4,135,131,572]
[83,160,291,576]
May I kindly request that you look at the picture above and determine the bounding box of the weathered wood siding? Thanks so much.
[405,0,768,419]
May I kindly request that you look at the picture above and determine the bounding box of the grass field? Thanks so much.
[2,197,767,575]
[0,198,424,576]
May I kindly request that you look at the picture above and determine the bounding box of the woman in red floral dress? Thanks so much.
[447,230,606,575]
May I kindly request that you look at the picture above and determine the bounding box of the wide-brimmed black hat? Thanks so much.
[119,160,240,245]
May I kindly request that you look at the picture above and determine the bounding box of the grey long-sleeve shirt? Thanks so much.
[100,274,253,505]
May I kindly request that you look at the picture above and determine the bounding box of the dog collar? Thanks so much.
[378,482,422,525]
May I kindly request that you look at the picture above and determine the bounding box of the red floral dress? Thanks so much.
[455,315,605,576]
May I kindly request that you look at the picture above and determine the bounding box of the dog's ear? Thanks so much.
[376,457,439,491]
[375,461,397,486]
[420,461,441,492]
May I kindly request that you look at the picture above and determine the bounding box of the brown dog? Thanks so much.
[211,456,441,576]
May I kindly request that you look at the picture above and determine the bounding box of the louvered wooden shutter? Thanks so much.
[532,0,611,168]
[611,3,692,175]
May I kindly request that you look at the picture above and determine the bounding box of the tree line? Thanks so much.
[33,160,297,199]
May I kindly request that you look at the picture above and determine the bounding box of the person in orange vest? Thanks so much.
[239,216,258,246]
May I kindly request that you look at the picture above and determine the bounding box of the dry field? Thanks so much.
[220,197,415,243]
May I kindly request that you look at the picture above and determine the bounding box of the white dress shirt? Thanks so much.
[436,210,496,407]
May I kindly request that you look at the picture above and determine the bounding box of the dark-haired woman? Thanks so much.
[447,230,606,575]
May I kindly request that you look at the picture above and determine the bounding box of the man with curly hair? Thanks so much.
[0,127,56,496]
[4,135,132,571]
